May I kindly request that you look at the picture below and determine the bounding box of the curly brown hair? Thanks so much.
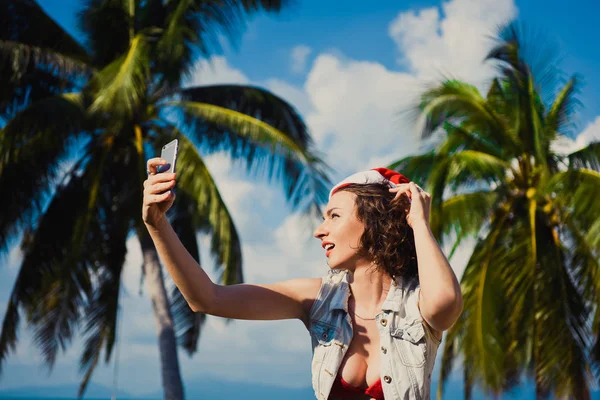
[336,182,418,281]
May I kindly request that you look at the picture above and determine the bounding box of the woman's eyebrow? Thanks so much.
[322,207,342,219]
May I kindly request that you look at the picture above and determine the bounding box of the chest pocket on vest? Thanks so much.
[391,320,426,368]
[310,321,336,363]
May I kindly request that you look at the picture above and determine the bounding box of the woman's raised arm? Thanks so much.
[143,157,321,326]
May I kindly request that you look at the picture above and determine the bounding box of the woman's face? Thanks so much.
[313,190,367,270]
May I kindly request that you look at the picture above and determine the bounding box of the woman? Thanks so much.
[143,160,463,400]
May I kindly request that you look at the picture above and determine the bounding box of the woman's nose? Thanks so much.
[313,222,327,239]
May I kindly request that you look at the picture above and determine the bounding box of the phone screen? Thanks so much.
[159,139,178,174]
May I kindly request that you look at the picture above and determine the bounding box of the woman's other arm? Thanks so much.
[390,182,463,333]
[412,218,463,332]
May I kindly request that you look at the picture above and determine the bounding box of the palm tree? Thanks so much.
[0,1,330,399]
[388,24,600,399]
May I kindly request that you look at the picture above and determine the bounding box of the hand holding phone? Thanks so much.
[158,139,178,174]
[142,139,179,226]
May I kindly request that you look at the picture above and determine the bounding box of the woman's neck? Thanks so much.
[346,263,392,314]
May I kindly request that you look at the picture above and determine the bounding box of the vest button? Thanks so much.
[381,346,387,354]
[321,332,328,340]
[384,375,392,384]
[380,318,387,327]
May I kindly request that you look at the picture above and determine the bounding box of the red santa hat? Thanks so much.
[329,167,410,199]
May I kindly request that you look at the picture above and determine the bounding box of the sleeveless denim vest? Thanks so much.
[308,269,441,400]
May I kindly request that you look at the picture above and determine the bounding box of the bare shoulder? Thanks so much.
[417,291,444,342]
[279,277,322,327]
[210,277,323,323]
[287,276,322,305]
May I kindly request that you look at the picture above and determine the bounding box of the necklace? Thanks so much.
[349,305,377,321]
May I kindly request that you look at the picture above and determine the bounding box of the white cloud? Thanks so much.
[274,213,317,259]
[552,116,600,155]
[265,78,313,116]
[577,116,600,146]
[200,152,271,237]
[389,0,518,85]
[243,213,325,284]
[186,56,250,87]
[304,54,421,173]
[300,0,518,177]
[290,45,312,74]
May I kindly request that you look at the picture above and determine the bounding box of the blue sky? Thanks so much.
[1,0,600,398]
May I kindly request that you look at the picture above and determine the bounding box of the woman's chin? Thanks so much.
[327,260,346,271]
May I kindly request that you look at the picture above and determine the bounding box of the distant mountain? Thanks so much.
[0,382,133,399]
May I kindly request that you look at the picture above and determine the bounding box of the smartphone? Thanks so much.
[158,139,178,174]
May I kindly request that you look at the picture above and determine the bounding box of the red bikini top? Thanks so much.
[329,376,384,399]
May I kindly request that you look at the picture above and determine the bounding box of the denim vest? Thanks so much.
[308,269,440,400]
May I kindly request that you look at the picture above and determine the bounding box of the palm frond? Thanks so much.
[77,141,139,397]
[88,34,150,117]
[136,0,166,30]
[139,0,291,86]
[164,0,289,55]
[0,296,19,374]
[567,142,600,171]
[386,152,437,184]
[78,240,127,397]
[445,150,509,188]
[438,123,503,158]
[592,308,600,380]
[484,78,506,115]
[418,81,516,151]
[0,93,86,253]
[0,39,91,82]
[531,213,593,397]
[0,71,76,121]
[557,201,600,312]
[424,149,508,240]
[545,168,600,231]
[426,156,452,241]
[0,165,99,371]
[419,80,481,134]
[7,134,141,384]
[0,0,88,116]
[180,85,312,147]
[77,0,132,67]
[153,0,202,85]
[545,76,582,138]
[488,23,563,99]
[438,190,497,243]
[0,0,88,59]
[169,132,244,285]
[8,174,96,369]
[526,76,548,167]
[171,90,330,215]
[458,205,515,393]
[28,163,112,369]
[6,132,128,372]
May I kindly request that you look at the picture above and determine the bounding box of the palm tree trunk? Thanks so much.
[138,229,185,400]
[464,366,472,400]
